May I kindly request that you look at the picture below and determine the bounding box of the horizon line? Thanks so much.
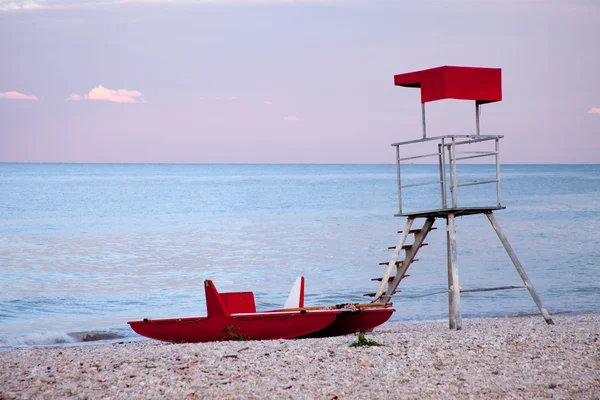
[1,162,598,166]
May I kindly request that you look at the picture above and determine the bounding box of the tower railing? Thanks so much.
[392,134,504,216]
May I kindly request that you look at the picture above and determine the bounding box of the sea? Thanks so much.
[1,163,599,349]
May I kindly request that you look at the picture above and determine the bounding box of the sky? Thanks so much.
[0,0,599,163]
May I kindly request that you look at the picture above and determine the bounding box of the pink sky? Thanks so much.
[0,0,599,163]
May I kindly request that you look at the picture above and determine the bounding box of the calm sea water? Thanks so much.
[1,163,599,348]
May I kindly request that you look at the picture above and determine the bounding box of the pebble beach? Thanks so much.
[1,314,599,399]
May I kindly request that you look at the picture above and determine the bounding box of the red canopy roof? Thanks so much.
[394,66,502,104]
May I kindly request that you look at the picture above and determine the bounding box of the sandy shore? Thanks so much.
[1,314,599,399]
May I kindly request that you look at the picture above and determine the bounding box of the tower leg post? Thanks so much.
[485,212,554,325]
[447,214,462,330]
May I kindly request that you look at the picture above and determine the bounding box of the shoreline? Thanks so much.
[0,310,587,350]
[2,314,599,399]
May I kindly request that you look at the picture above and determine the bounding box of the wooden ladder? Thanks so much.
[367,217,436,303]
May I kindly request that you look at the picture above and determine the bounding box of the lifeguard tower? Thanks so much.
[370,66,553,330]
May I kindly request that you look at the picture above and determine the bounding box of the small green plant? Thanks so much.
[221,325,250,341]
[349,332,383,347]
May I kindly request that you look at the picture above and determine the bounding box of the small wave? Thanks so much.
[0,331,76,347]
[0,331,126,348]
[68,332,124,342]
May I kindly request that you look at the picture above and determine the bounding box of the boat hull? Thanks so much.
[299,308,394,338]
[128,311,338,343]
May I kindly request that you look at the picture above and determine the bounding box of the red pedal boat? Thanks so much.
[128,278,394,343]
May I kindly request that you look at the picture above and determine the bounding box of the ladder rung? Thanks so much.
[397,227,437,234]
[371,275,410,282]
[379,259,419,266]
[363,290,399,297]
[379,261,402,266]
[388,243,428,250]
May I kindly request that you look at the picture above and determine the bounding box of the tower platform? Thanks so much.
[396,206,505,219]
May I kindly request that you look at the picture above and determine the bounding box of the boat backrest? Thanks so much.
[205,280,257,317]
[221,292,257,314]
[205,280,230,317]
[283,276,305,309]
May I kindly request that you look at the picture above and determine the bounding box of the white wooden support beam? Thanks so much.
[421,103,427,139]
[447,216,455,329]
[485,212,554,325]
[475,102,481,136]
[447,214,462,330]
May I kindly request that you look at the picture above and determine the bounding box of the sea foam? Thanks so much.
[0,331,76,347]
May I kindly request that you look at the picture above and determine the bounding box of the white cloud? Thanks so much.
[283,116,299,121]
[227,96,237,100]
[67,85,146,103]
[66,93,84,101]
[588,107,600,114]
[264,101,273,105]
[1,0,348,11]
[0,91,39,100]
[0,0,45,11]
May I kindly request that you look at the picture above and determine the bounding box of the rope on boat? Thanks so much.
[322,303,360,312]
